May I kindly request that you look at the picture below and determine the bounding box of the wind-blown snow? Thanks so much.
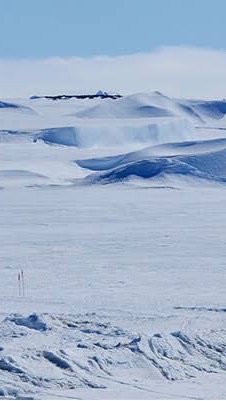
[34,118,195,149]
[76,138,226,185]
[1,91,226,399]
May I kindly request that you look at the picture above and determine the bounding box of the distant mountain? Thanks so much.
[30,92,121,100]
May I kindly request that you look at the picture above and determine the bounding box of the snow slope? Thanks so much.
[1,92,226,399]
[75,138,226,185]
[75,92,203,123]
[34,118,195,148]
[184,99,226,121]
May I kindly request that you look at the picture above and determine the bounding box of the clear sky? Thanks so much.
[1,0,226,58]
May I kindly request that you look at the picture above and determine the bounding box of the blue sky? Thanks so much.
[1,0,226,98]
[1,0,226,58]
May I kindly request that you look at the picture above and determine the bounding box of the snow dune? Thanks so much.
[35,118,195,148]
[73,91,226,123]
[83,155,226,185]
[75,93,174,119]
[76,137,226,170]
[75,137,226,185]
[1,91,226,189]
[75,92,204,123]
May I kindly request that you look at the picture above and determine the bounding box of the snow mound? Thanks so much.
[35,118,195,148]
[76,93,175,119]
[84,158,217,184]
[76,137,226,171]
[5,313,49,332]
[83,146,226,185]
[75,92,203,122]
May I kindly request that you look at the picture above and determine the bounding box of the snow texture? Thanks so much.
[1,91,226,398]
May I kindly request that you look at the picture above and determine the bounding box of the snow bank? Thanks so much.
[84,158,216,184]
[83,145,226,185]
[76,137,226,171]
[35,118,195,148]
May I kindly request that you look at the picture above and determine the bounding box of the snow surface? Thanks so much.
[1,92,226,399]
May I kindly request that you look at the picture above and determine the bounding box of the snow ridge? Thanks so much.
[1,312,226,399]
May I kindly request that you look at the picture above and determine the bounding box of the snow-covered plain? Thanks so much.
[1,92,226,399]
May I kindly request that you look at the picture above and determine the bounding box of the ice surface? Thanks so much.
[1,92,226,399]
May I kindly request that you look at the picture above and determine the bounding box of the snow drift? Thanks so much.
[76,137,226,170]
[1,91,226,189]
[75,92,203,123]
[79,138,226,185]
[35,118,195,148]
[84,156,226,185]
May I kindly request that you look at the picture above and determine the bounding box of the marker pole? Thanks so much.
[18,273,21,297]
[21,269,25,297]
